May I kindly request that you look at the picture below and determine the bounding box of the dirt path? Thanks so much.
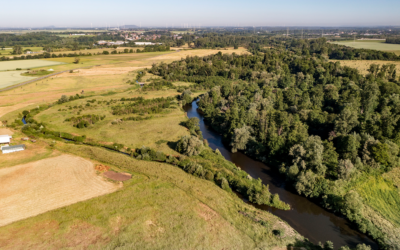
[0,154,119,227]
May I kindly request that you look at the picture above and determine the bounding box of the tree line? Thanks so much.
[386,37,400,44]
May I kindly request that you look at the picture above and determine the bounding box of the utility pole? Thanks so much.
[301,28,303,39]
[287,27,289,38]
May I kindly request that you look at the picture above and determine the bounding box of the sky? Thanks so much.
[1,0,400,28]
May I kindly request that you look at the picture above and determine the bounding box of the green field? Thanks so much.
[35,88,193,154]
[330,41,400,52]
[0,47,44,55]
[0,71,37,90]
[0,59,65,71]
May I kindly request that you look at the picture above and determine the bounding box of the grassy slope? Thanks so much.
[0,143,301,249]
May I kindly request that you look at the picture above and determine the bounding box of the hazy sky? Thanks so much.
[1,0,399,27]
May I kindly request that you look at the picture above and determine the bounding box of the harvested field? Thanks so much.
[0,155,119,227]
[103,171,132,181]
[331,60,400,75]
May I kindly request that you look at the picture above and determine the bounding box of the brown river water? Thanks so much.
[184,101,378,249]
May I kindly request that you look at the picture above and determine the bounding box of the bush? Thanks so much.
[176,135,204,156]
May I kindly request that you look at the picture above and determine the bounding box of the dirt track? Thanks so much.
[0,155,119,227]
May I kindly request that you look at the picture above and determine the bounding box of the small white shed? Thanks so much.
[1,144,25,154]
[0,135,12,144]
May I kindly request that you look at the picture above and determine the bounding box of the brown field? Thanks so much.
[331,60,400,75]
[0,155,119,227]
[0,128,13,135]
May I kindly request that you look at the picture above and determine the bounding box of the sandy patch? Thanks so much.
[0,154,119,227]
[0,128,13,135]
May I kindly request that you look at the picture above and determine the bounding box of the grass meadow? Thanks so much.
[330,40,400,53]
[0,71,37,90]
[0,59,65,71]
[34,88,197,154]
[0,143,301,249]
[357,176,400,227]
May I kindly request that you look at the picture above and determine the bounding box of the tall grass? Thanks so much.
[357,176,400,227]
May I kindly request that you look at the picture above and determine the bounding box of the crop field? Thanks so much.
[0,154,119,227]
[0,71,37,90]
[330,40,400,52]
[0,59,65,71]
[0,144,300,249]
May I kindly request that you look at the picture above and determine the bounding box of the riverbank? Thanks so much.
[184,100,378,249]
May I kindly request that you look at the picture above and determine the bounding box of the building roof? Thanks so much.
[1,144,25,151]
[0,135,11,144]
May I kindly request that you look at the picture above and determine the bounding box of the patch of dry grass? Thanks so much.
[330,60,400,75]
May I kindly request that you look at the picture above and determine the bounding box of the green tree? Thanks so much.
[335,107,359,135]
[230,126,253,153]
[176,39,185,47]
[12,45,22,55]
[176,135,204,156]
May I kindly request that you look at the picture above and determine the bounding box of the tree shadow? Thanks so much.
[167,140,179,151]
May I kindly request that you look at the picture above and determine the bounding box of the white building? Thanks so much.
[1,144,25,154]
[134,42,162,46]
[0,135,12,145]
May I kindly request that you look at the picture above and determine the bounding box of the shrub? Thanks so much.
[176,135,204,156]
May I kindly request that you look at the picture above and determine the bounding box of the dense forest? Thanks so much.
[0,32,62,46]
[149,42,400,249]
[386,38,400,44]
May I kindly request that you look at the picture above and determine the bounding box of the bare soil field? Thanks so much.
[0,155,119,227]
[0,128,13,135]
[103,171,132,181]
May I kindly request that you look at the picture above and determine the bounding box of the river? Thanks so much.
[184,101,378,250]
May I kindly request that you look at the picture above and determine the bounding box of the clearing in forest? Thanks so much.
[0,154,119,227]
[330,40,400,52]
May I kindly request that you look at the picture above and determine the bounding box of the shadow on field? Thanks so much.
[167,141,178,151]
